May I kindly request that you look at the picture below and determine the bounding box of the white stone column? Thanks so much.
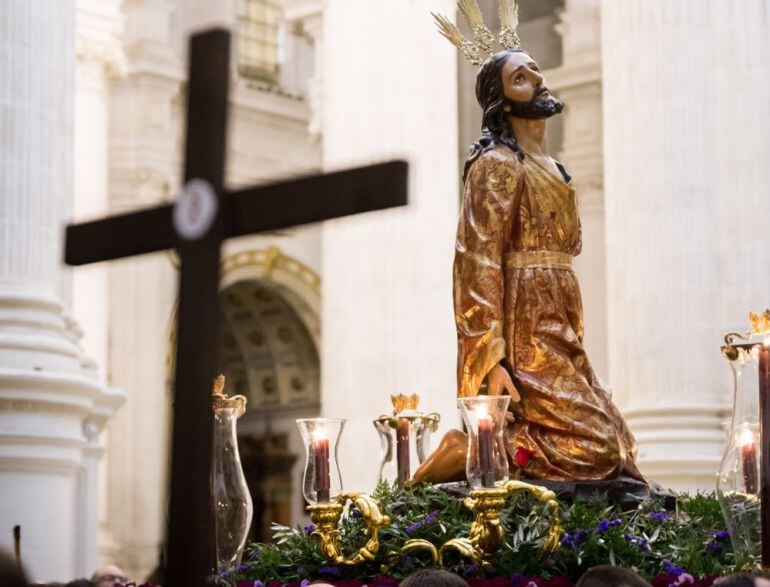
[73,0,126,382]
[0,0,123,581]
[104,0,181,579]
[321,0,459,493]
[601,0,725,490]
[284,0,325,141]
[73,0,127,568]
[711,3,770,332]
[551,0,608,377]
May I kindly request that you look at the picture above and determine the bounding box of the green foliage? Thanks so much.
[224,483,743,585]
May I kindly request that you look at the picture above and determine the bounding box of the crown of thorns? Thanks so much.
[432,0,521,66]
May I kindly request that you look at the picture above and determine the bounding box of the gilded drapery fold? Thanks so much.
[454,149,520,398]
[454,146,643,481]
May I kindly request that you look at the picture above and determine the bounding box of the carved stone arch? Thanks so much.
[163,247,320,540]
[220,247,320,350]
[164,246,321,383]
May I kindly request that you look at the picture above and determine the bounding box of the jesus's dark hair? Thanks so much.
[463,49,525,181]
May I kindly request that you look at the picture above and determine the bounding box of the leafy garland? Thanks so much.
[222,482,750,586]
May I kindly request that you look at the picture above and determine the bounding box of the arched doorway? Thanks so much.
[165,248,320,541]
[217,249,320,542]
[218,279,319,413]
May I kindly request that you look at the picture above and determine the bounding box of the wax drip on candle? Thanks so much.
[312,426,331,502]
[476,403,495,487]
[741,429,759,494]
[396,418,411,488]
[759,342,770,564]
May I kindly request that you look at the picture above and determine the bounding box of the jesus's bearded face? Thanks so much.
[500,51,564,119]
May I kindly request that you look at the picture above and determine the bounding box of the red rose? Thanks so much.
[515,447,534,469]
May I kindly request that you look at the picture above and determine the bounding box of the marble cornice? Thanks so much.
[0,368,106,405]
[544,61,601,93]
[282,0,325,22]
[76,36,128,79]
[230,79,310,123]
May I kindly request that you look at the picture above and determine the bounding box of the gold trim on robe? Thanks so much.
[453,146,643,481]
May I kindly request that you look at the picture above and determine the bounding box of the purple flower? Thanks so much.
[405,510,440,534]
[510,573,524,586]
[235,564,252,571]
[663,560,684,577]
[462,564,480,575]
[706,539,723,553]
[597,518,621,533]
[248,549,261,560]
[303,524,316,535]
[706,529,729,552]
[624,534,649,551]
[560,529,588,546]
[319,566,341,576]
[649,511,669,522]
[401,555,415,571]
[252,581,264,587]
[301,580,310,587]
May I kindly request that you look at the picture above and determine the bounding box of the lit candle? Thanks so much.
[312,427,330,502]
[740,427,758,494]
[477,404,495,487]
[759,339,770,566]
[396,418,411,488]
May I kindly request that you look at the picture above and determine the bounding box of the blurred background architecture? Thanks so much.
[0,0,768,581]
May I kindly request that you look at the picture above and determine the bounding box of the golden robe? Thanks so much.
[454,146,642,481]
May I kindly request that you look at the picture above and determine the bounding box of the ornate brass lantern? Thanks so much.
[297,417,390,565]
[373,394,440,487]
[212,375,253,571]
[717,311,770,562]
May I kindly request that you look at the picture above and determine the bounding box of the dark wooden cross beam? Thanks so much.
[65,29,407,587]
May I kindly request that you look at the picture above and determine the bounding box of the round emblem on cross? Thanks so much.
[173,178,218,240]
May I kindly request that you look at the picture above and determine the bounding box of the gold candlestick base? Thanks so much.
[307,492,391,566]
[438,481,563,567]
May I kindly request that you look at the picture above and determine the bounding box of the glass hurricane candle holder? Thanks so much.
[373,394,440,487]
[211,375,253,572]
[297,418,345,503]
[458,396,510,488]
[718,327,765,561]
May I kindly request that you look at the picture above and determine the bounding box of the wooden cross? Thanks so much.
[65,29,407,586]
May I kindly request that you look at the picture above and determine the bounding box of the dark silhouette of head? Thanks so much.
[0,550,28,587]
[399,569,470,587]
[464,49,565,180]
[715,574,761,587]
[576,565,651,587]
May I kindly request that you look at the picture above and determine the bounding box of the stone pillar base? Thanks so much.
[625,404,729,492]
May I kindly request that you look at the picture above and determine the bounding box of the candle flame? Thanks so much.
[476,402,492,421]
[739,427,754,448]
[311,426,328,442]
